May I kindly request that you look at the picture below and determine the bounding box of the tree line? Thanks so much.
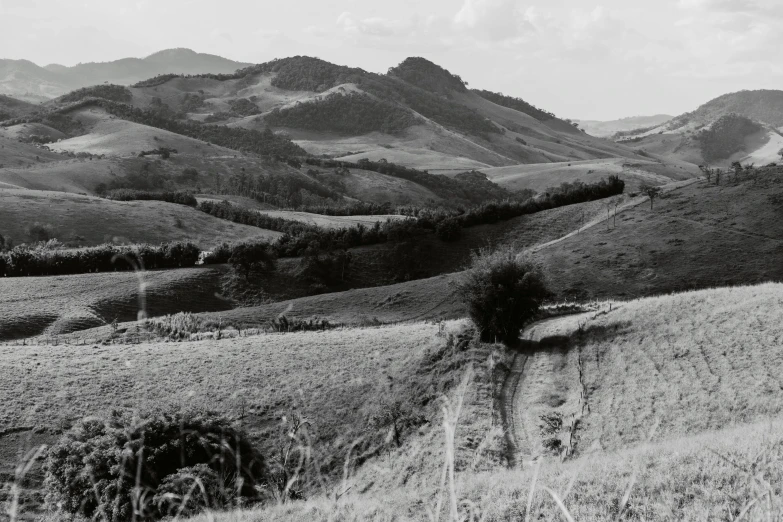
[198,175,625,259]
[0,242,200,277]
[102,189,197,206]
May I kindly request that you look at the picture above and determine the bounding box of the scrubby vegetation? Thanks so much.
[200,176,625,262]
[304,158,511,206]
[697,113,763,162]
[7,98,306,157]
[473,89,559,121]
[455,248,549,343]
[266,92,418,134]
[57,84,133,104]
[0,241,200,277]
[102,189,197,206]
[44,408,265,521]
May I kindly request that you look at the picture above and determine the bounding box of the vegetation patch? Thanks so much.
[266,92,418,135]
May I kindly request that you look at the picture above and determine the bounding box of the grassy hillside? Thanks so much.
[532,167,783,300]
[481,157,698,193]
[176,283,783,521]
[0,320,492,519]
[0,188,282,247]
[0,266,230,340]
[199,417,783,521]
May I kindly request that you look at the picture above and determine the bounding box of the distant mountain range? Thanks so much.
[0,48,251,101]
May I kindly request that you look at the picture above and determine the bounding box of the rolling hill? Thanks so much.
[0,188,282,248]
[617,90,783,167]
[116,55,656,174]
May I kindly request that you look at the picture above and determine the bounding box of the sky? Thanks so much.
[1,0,782,120]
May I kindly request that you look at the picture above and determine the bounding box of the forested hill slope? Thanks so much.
[114,55,654,169]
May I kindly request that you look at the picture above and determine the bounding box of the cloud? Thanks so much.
[453,0,528,41]
[333,12,454,52]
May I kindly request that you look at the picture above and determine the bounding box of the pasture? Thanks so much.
[0,188,282,247]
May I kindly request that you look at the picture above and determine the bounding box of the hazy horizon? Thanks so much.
[2,0,782,120]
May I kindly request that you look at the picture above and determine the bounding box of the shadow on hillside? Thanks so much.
[512,320,632,353]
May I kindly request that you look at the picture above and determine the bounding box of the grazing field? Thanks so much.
[47,107,236,157]
[0,135,64,169]
[481,157,698,194]
[532,169,783,300]
[0,188,281,247]
[0,266,230,340]
[256,210,407,229]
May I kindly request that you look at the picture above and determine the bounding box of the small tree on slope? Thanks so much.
[454,248,549,344]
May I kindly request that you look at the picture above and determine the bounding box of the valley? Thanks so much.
[1,47,782,522]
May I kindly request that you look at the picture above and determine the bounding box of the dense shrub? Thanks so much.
[228,98,261,116]
[228,242,277,275]
[58,84,133,104]
[27,222,54,242]
[104,189,197,206]
[454,248,549,343]
[435,217,462,241]
[0,241,200,277]
[265,92,418,135]
[44,408,265,522]
[153,463,236,518]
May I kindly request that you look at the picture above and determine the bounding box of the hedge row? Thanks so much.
[0,242,200,277]
[199,176,626,259]
[103,189,198,207]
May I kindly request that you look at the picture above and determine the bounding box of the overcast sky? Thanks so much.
[2,0,782,120]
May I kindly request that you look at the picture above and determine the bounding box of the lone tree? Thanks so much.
[640,184,663,210]
[454,248,548,344]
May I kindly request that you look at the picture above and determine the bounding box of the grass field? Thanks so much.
[0,320,495,519]
[531,170,783,300]
[0,266,230,340]
[48,107,237,157]
[0,188,281,247]
[481,157,698,194]
[177,283,783,522]
[0,135,64,170]
[201,418,783,521]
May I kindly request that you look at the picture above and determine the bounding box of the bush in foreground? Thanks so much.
[44,408,266,522]
[454,248,549,344]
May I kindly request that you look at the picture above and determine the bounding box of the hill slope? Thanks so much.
[0,188,282,247]
[617,90,783,167]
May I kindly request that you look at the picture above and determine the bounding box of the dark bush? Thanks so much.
[44,408,266,522]
[435,217,462,241]
[454,248,549,343]
[229,242,277,275]
[152,464,235,518]
[27,222,53,242]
